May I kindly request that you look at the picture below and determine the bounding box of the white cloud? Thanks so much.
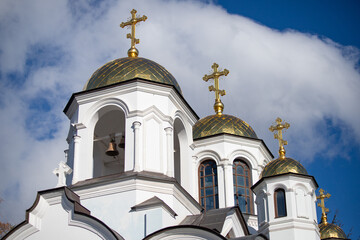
[0,0,359,225]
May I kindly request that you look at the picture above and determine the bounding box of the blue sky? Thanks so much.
[0,0,359,238]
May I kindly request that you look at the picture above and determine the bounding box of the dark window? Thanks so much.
[199,160,219,211]
[233,160,253,214]
[274,189,287,218]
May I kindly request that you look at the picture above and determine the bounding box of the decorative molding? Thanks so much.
[194,150,222,166]
[4,188,122,240]
[193,134,262,148]
[228,149,259,169]
[72,174,202,214]
[71,122,87,130]
[82,97,129,128]
[287,188,294,192]
[128,105,173,124]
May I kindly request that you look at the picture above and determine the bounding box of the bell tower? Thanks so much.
[64,9,197,185]
[61,10,201,239]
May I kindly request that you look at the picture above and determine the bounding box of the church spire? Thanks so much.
[203,63,229,115]
[317,188,331,225]
[269,117,290,160]
[120,9,147,58]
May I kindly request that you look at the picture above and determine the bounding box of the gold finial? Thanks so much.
[203,63,229,115]
[317,188,331,225]
[269,117,290,160]
[120,9,147,58]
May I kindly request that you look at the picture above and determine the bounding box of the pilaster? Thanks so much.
[165,127,174,177]
[133,121,142,172]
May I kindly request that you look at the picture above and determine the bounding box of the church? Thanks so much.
[3,9,349,240]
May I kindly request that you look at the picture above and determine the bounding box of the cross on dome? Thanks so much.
[203,63,229,115]
[269,117,290,160]
[317,188,331,225]
[120,9,147,58]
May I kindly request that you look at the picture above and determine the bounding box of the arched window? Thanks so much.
[199,160,219,211]
[233,160,253,214]
[274,189,287,218]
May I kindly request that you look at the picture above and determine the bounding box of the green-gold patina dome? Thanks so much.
[83,57,182,94]
[319,223,347,239]
[193,114,257,140]
[261,157,308,178]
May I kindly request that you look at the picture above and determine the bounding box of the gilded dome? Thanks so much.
[261,157,307,178]
[83,57,182,94]
[193,114,257,140]
[319,223,347,239]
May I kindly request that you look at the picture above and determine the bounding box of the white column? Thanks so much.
[223,161,235,207]
[72,134,81,184]
[192,156,198,197]
[217,164,226,208]
[267,191,275,221]
[165,127,174,177]
[133,121,141,172]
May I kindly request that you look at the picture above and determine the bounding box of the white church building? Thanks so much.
[3,9,349,240]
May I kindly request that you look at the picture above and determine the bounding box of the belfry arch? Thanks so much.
[92,106,126,178]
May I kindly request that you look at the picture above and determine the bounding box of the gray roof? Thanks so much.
[131,196,177,217]
[71,170,176,188]
[180,207,249,235]
[231,233,268,240]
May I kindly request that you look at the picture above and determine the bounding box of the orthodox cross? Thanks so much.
[120,9,147,58]
[203,63,229,115]
[53,161,72,187]
[316,188,331,224]
[269,117,290,160]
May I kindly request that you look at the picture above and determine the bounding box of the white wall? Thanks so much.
[64,81,197,185]
[253,174,320,240]
[75,176,202,240]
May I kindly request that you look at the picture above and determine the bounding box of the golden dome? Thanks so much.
[319,223,347,239]
[261,157,307,178]
[193,114,257,140]
[83,57,182,94]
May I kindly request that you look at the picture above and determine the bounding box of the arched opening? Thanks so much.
[274,188,287,218]
[233,159,253,214]
[93,107,126,178]
[173,118,187,184]
[198,160,219,211]
[174,132,180,182]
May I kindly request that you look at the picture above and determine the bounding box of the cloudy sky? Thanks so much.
[0,0,359,237]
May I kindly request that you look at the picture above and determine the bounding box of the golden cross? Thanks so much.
[120,9,147,58]
[269,117,290,160]
[317,188,331,225]
[203,63,229,115]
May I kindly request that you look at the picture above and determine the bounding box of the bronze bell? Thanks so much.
[118,136,125,149]
[106,139,119,156]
